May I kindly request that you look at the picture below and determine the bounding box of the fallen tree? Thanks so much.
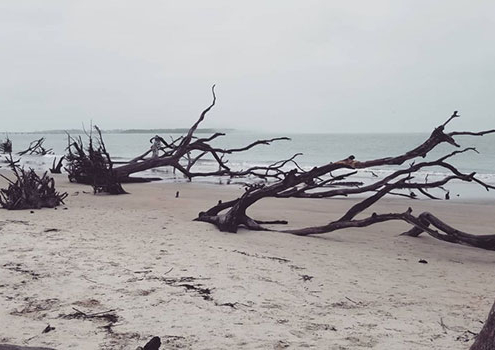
[65,86,290,192]
[195,112,495,250]
[0,156,67,210]
[470,299,495,350]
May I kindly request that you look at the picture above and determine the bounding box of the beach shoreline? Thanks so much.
[0,173,494,349]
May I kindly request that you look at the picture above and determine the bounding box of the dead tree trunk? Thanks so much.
[470,300,495,350]
[66,86,291,192]
[196,112,495,250]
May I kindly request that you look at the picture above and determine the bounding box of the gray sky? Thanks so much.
[1,1,494,133]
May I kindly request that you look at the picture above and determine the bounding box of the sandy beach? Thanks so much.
[2,1,495,348]
[0,173,494,349]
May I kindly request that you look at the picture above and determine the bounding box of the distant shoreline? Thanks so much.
[1,128,235,135]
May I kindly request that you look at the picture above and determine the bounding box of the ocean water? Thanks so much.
[2,131,495,200]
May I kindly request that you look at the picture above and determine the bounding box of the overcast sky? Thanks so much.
[0,1,494,133]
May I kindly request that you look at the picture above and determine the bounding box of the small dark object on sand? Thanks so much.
[418,259,428,264]
[42,325,55,334]
[44,228,60,233]
[143,336,161,350]
[300,274,313,282]
[175,191,179,198]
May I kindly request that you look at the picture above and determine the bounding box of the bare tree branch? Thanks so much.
[195,113,495,250]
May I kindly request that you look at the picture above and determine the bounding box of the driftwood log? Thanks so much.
[0,137,12,153]
[65,86,291,193]
[18,138,53,156]
[195,112,495,250]
[112,85,290,180]
[49,156,64,174]
[470,299,495,350]
[0,156,67,210]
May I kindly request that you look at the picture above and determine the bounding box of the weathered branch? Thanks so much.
[195,113,495,250]
[18,138,53,156]
[67,86,291,188]
[50,156,65,174]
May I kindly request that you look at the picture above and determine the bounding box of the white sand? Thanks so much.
[0,174,494,349]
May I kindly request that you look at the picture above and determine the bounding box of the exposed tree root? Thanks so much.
[66,86,292,193]
[0,156,67,210]
[0,137,12,154]
[65,127,126,194]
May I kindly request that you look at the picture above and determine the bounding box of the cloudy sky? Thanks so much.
[0,1,494,133]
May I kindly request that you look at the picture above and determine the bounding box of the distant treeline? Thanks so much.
[5,128,235,135]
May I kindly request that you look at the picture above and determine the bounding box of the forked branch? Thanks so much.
[196,112,495,250]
